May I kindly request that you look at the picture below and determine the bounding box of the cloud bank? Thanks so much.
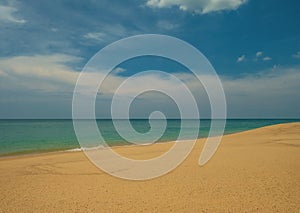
[146,0,247,14]
[0,5,26,24]
[0,54,299,118]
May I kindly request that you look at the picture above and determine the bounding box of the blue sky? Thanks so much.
[0,0,300,118]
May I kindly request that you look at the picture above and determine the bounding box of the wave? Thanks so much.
[65,145,106,152]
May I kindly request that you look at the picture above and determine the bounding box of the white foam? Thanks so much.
[65,139,197,153]
[66,145,106,152]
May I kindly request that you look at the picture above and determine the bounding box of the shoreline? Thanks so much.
[1,121,299,160]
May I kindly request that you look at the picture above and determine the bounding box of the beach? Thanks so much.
[0,123,299,212]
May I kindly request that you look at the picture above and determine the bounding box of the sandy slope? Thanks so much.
[0,123,299,212]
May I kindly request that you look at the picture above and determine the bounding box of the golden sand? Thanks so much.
[0,123,299,212]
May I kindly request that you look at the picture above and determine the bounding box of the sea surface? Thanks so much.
[0,119,299,156]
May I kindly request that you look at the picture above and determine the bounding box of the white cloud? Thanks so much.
[222,67,300,96]
[253,51,271,62]
[83,24,129,43]
[0,54,81,92]
[0,5,26,24]
[292,51,300,59]
[221,67,300,117]
[256,51,263,57]
[0,54,124,95]
[156,20,178,30]
[83,32,107,41]
[112,67,126,74]
[237,54,246,62]
[263,56,272,61]
[62,61,300,118]
[1,54,299,118]
[146,0,247,14]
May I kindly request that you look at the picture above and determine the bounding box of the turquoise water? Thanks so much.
[0,119,299,156]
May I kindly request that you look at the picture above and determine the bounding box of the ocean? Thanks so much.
[0,119,298,156]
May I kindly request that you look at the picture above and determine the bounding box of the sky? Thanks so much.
[0,0,300,118]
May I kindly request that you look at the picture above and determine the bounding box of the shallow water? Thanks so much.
[0,119,298,156]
